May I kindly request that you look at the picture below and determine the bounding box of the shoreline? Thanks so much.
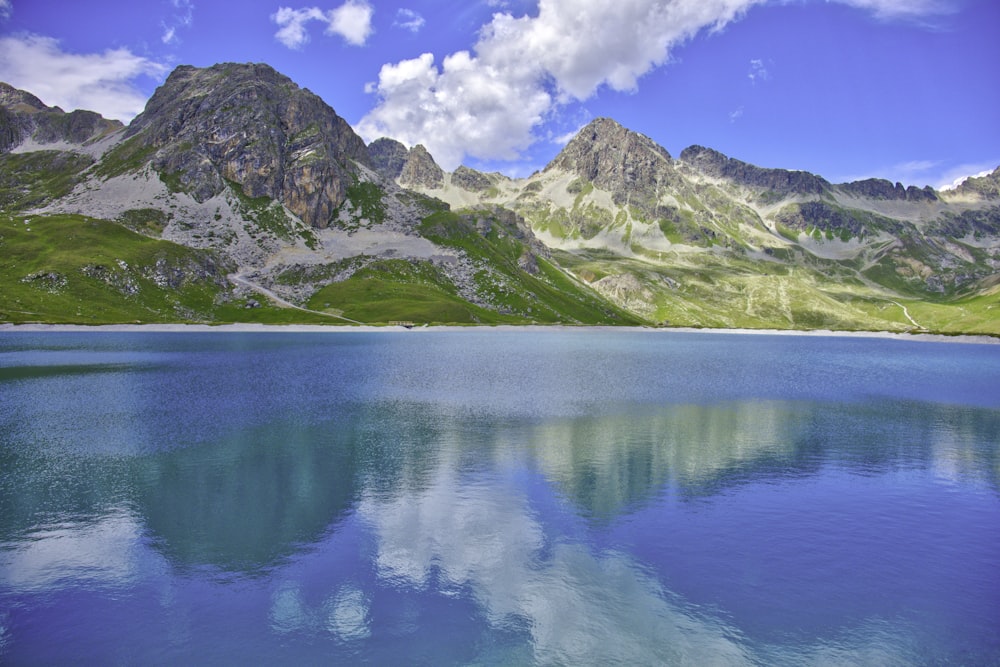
[1,321,997,344]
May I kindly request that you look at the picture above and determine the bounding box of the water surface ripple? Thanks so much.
[1,330,998,665]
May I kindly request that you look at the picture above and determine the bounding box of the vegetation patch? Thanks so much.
[344,181,387,225]
[226,179,297,242]
[93,136,156,179]
[0,151,94,210]
[117,208,168,236]
[0,213,236,324]
[306,258,508,325]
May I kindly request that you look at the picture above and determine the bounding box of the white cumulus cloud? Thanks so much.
[273,7,326,49]
[327,0,374,45]
[358,0,960,170]
[273,1,373,49]
[358,0,767,170]
[0,34,167,122]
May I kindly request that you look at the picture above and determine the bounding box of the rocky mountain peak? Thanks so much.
[0,82,122,152]
[544,117,677,216]
[547,117,673,182]
[452,166,500,192]
[951,166,1000,200]
[680,145,829,196]
[0,82,51,114]
[121,62,371,228]
[368,137,409,180]
[399,144,444,189]
[838,177,937,202]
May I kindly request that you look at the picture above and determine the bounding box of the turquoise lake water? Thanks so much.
[1,329,998,665]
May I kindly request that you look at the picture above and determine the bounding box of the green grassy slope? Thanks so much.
[555,247,1000,335]
[0,213,337,325]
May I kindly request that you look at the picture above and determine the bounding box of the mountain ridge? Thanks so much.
[1,62,998,333]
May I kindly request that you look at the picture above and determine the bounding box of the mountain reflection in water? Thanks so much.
[1,330,998,665]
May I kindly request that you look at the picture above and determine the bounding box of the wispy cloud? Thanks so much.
[829,0,956,21]
[393,8,425,33]
[729,106,744,123]
[748,58,770,84]
[273,1,373,49]
[0,34,167,122]
[162,0,194,45]
[0,0,11,21]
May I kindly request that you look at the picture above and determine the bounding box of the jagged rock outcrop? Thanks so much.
[122,63,371,228]
[680,145,829,196]
[839,178,937,202]
[452,166,495,192]
[547,118,675,199]
[0,82,122,151]
[951,167,1000,200]
[399,144,444,189]
[368,137,409,180]
[774,201,905,238]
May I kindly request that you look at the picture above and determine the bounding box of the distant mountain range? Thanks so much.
[1,62,998,333]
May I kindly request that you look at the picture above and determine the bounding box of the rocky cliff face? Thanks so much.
[398,144,444,189]
[950,167,1000,200]
[838,177,937,202]
[452,166,499,192]
[679,145,829,196]
[368,137,409,180]
[368,138,445,189]
[0,82,122,151]
[123,63,371,228]
[546,118,677,213]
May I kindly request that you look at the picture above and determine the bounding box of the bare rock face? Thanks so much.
[546,117,678,216]
[398,144,444,189]
[0,82,122,151]
[123,63,371,228]
[839,178,937,202]
[368,137,409,180]
[452,166,495,192]
[950,167,1000,200]
[680,145,829,196]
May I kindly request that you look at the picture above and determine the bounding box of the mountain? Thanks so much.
[0,82,122,152]
[1,64,998,333]
[395,117,1000,333]
[0,64,637,326]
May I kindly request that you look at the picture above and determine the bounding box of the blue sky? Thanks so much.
[0,0,997,187]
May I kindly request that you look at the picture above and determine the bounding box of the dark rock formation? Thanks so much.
[774,200,906,238]
[0,82,122,151]
[452,166,495,192]
[122,63,371,228]
[399,144,444,189]
[546,118,677,217]
[839,178,937,202]
[548,118,674,190]
[368,137,409,180]
[680,145,829,196]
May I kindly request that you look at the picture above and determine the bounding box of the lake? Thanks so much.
[1,328,998,665]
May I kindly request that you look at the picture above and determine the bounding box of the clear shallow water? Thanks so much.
[1,329,998,665]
